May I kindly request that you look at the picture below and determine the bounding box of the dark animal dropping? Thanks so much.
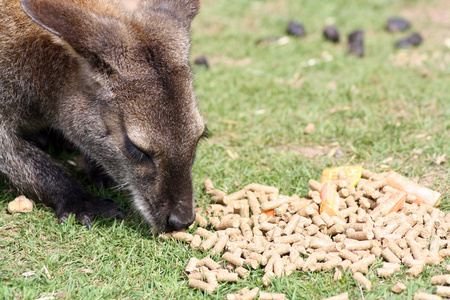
[323,26,340,43]
[395,33,423,49]
[287,21,306,37]
[386,17,411,32]
[194,56,209,68]
[348,30,364,57]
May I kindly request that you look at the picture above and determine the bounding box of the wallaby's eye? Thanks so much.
[124,136,154,162]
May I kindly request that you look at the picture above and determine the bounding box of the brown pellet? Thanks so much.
[244,258,259,270]
[431,274,450,285]
[282,214,301,236]
[240,287,259,300]
[381,247,401,264]
[190,234,203,250]
[245,183,279,194]
[273,257,284,277]
[172,231,194,242]
[262,271,274,286]
[200,234,219,252]
[185,257,200,273]
[339,249,360,263]
[344,239,375,251]
[308,179,322,191]
[215,214,241,230]
[260,197,292,211]
[350,254,376,274]
[346,228,374,240]
[439,249,450,258]
[247,191,261,215]
[312,215,327,230]
[323,292,349,300]
[204,178,215,192]
[406,237,426,261]
[387,240,405,259]
[211,234,229,256]
[392,223,412,238]
[371,246,382,257]
[339,259,352,271]
[323,256,342,272]
[436,286,450,297]
[189,271,203,280]
[258,292,287,300]
[199,257,221,270]
[361,169,375,179]
[413,292,442,300]
[305,224,319,235]
[222,190,246,205]
[195,213,208,228]
[222,252,244,267]
[391,282,406,294]
[340,206,358,219]
[215,270,239,282]
[377,267,395,277]
[188,278,216,293]
[203,269,218,287]
[406,264,424,277]
[345,195,358,207]
[273,234,302,244]
[353,272,372,290]
[327,223,346,236]
[235,266,249,278]
[226,288,249,300]
[333,268,343,281]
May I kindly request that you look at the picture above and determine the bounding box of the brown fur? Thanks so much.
[0,0,204,232]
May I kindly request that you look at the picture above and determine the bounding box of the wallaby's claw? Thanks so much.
[79,215,92,230]
[56,196,124,229]
[115,211,126,220]
[94,197,125,219]
[58,214,68,225]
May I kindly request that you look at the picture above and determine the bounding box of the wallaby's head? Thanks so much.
[21,0,205,232]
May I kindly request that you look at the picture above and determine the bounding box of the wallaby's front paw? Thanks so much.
[57,197,125,229]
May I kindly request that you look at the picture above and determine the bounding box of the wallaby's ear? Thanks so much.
[141,0,200,30]
[21,0,123,71]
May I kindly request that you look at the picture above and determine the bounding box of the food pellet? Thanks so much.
[323,292,349,300]
[177,172,445,295]
[258,292,288,300]
[7,195,34,213]
[353,272,372,290]
[436,286,450,297]
[413,292,442,300]
[222,252,244,267]
[391,282,406,294]
[200,234,219,252]
[431,274,450,285]
[188,278,216,293]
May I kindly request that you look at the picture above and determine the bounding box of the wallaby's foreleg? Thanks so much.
[84,155,115,190]
[0,130,124,228]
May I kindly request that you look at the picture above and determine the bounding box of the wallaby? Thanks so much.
[0,0,206,232]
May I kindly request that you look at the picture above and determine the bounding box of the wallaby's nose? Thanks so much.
[168,211,196,231]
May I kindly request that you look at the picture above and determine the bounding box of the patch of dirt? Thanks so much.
[401,0,450,47]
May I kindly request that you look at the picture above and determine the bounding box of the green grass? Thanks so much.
[1,0,449,299]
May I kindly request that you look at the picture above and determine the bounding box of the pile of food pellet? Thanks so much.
[160,166,448,299]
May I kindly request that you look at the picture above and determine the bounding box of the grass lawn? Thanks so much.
[1,0,449,299]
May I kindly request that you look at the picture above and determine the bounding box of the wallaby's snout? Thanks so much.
[168,211,196,231]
